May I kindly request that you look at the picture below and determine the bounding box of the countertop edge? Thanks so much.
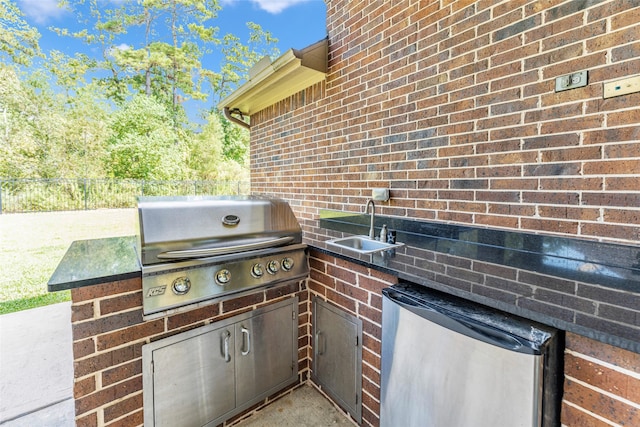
[308,244,640,354]
[48,271,141,293]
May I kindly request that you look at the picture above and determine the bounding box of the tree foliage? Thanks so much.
[0,0,41,66]
[0,0,279,182]
[188,110,249,181]
[0,66,70,178]
[105,94,186,180]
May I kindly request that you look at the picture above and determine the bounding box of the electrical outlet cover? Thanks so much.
[555,71,588,92]
[372,188,389,201]
[603,75,640,98]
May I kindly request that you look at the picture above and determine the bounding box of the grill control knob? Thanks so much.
[172,277,191,295]
[215,269,231,285]
[266,260,280,275]
[251,263,264,278]
[281,257,295,271]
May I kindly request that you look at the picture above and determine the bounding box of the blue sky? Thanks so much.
[14,0,327,120]
[16,0,327,54]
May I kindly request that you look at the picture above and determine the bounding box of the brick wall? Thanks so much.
[563,332,640,426]
[245,1,640,426]
[308,250,398,427]
[70,278,307,426]
[250,0,640,245]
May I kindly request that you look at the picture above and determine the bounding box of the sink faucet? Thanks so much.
[365,199,376,239]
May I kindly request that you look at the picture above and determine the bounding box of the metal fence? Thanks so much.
[0,178,251,213]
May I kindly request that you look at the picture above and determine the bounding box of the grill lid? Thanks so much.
[137,196,302,266]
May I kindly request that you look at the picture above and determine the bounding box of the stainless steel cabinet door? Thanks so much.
[312,297,362,423]
[149,326,236,427]
[235,302,297,404]
[143,298,299,427]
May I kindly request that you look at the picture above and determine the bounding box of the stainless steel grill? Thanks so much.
[137,196,308,316]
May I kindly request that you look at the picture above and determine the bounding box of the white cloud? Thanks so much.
[253,0,309,14]
[106,43,131,59]
[222,0,311,14]
[18,0,67,24]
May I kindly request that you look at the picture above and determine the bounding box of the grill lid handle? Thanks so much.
[156,236,295,259]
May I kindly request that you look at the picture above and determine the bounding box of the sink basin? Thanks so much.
[326,236,403,254]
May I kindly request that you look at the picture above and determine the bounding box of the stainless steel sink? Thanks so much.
[326,236,403,254]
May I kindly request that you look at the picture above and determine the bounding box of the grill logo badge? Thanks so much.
[147,285,167,297]
[222,214,240,226]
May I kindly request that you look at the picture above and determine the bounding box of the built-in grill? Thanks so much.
[137,196,308,317]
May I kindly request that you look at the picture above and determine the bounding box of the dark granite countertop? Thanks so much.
[309,210,640,353]
[47,213,640,352]
[314,210,640,292]
[48,236,141,292]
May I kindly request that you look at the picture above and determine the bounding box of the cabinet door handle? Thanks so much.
[241,326,251,356]
[316,331,325,356]
[223,330,231,362]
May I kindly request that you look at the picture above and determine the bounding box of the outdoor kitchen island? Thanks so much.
[48,235,314,427]
[49,212,640,427]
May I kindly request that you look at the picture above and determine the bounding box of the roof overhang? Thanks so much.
[219,38,328,127]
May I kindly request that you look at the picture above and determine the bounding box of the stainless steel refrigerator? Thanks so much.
[381,284,561,427]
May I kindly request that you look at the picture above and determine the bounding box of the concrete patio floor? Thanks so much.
[235,385,355,427]
[0,302,74,426]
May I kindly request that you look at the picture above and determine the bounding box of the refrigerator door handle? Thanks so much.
[384,290,539,355]
[456,317,535,353]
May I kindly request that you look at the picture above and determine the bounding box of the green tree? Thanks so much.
[105,94,187,180]
[0,65,36,177]
[55,0,275,180]
[219,111,248,165]
[0,0,41,66]
[57,1,278,116]
[55,83,110,178]
[188,110,248,181]
[0,66,72,178]
[0,63,110,179]
[43,51,109,178]
[56,0,220,114]
[2,0,279,181]
[0,0,44,177]
[187,110,224,179]
[53,0,131,104]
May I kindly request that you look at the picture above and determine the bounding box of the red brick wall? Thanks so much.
[245,1,640,425]
[250,0,640,245]
[308,250,398,427]
[563,332,640,426]
[70,278,307,427]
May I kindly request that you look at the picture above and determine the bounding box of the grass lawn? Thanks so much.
[0,209,137,314]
